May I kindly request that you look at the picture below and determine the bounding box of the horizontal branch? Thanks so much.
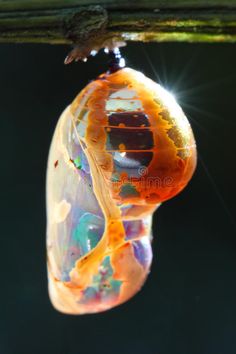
[1,0,236,47]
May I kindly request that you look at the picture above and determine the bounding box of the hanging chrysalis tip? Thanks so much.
[107,47,126,73]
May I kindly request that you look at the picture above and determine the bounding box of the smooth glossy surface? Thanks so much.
[46,68,197,314]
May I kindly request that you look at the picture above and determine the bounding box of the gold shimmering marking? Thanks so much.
[119,143,126,150]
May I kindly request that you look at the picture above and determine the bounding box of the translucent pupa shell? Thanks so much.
[46,68,197,314]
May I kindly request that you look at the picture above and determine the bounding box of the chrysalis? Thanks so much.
[46,54,197,314]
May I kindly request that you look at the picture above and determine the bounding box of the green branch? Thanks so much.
[0,0,236,45]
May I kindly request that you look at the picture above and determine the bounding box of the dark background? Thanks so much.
[0,42,236,354]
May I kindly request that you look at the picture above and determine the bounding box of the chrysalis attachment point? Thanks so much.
[64,38,126,65]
